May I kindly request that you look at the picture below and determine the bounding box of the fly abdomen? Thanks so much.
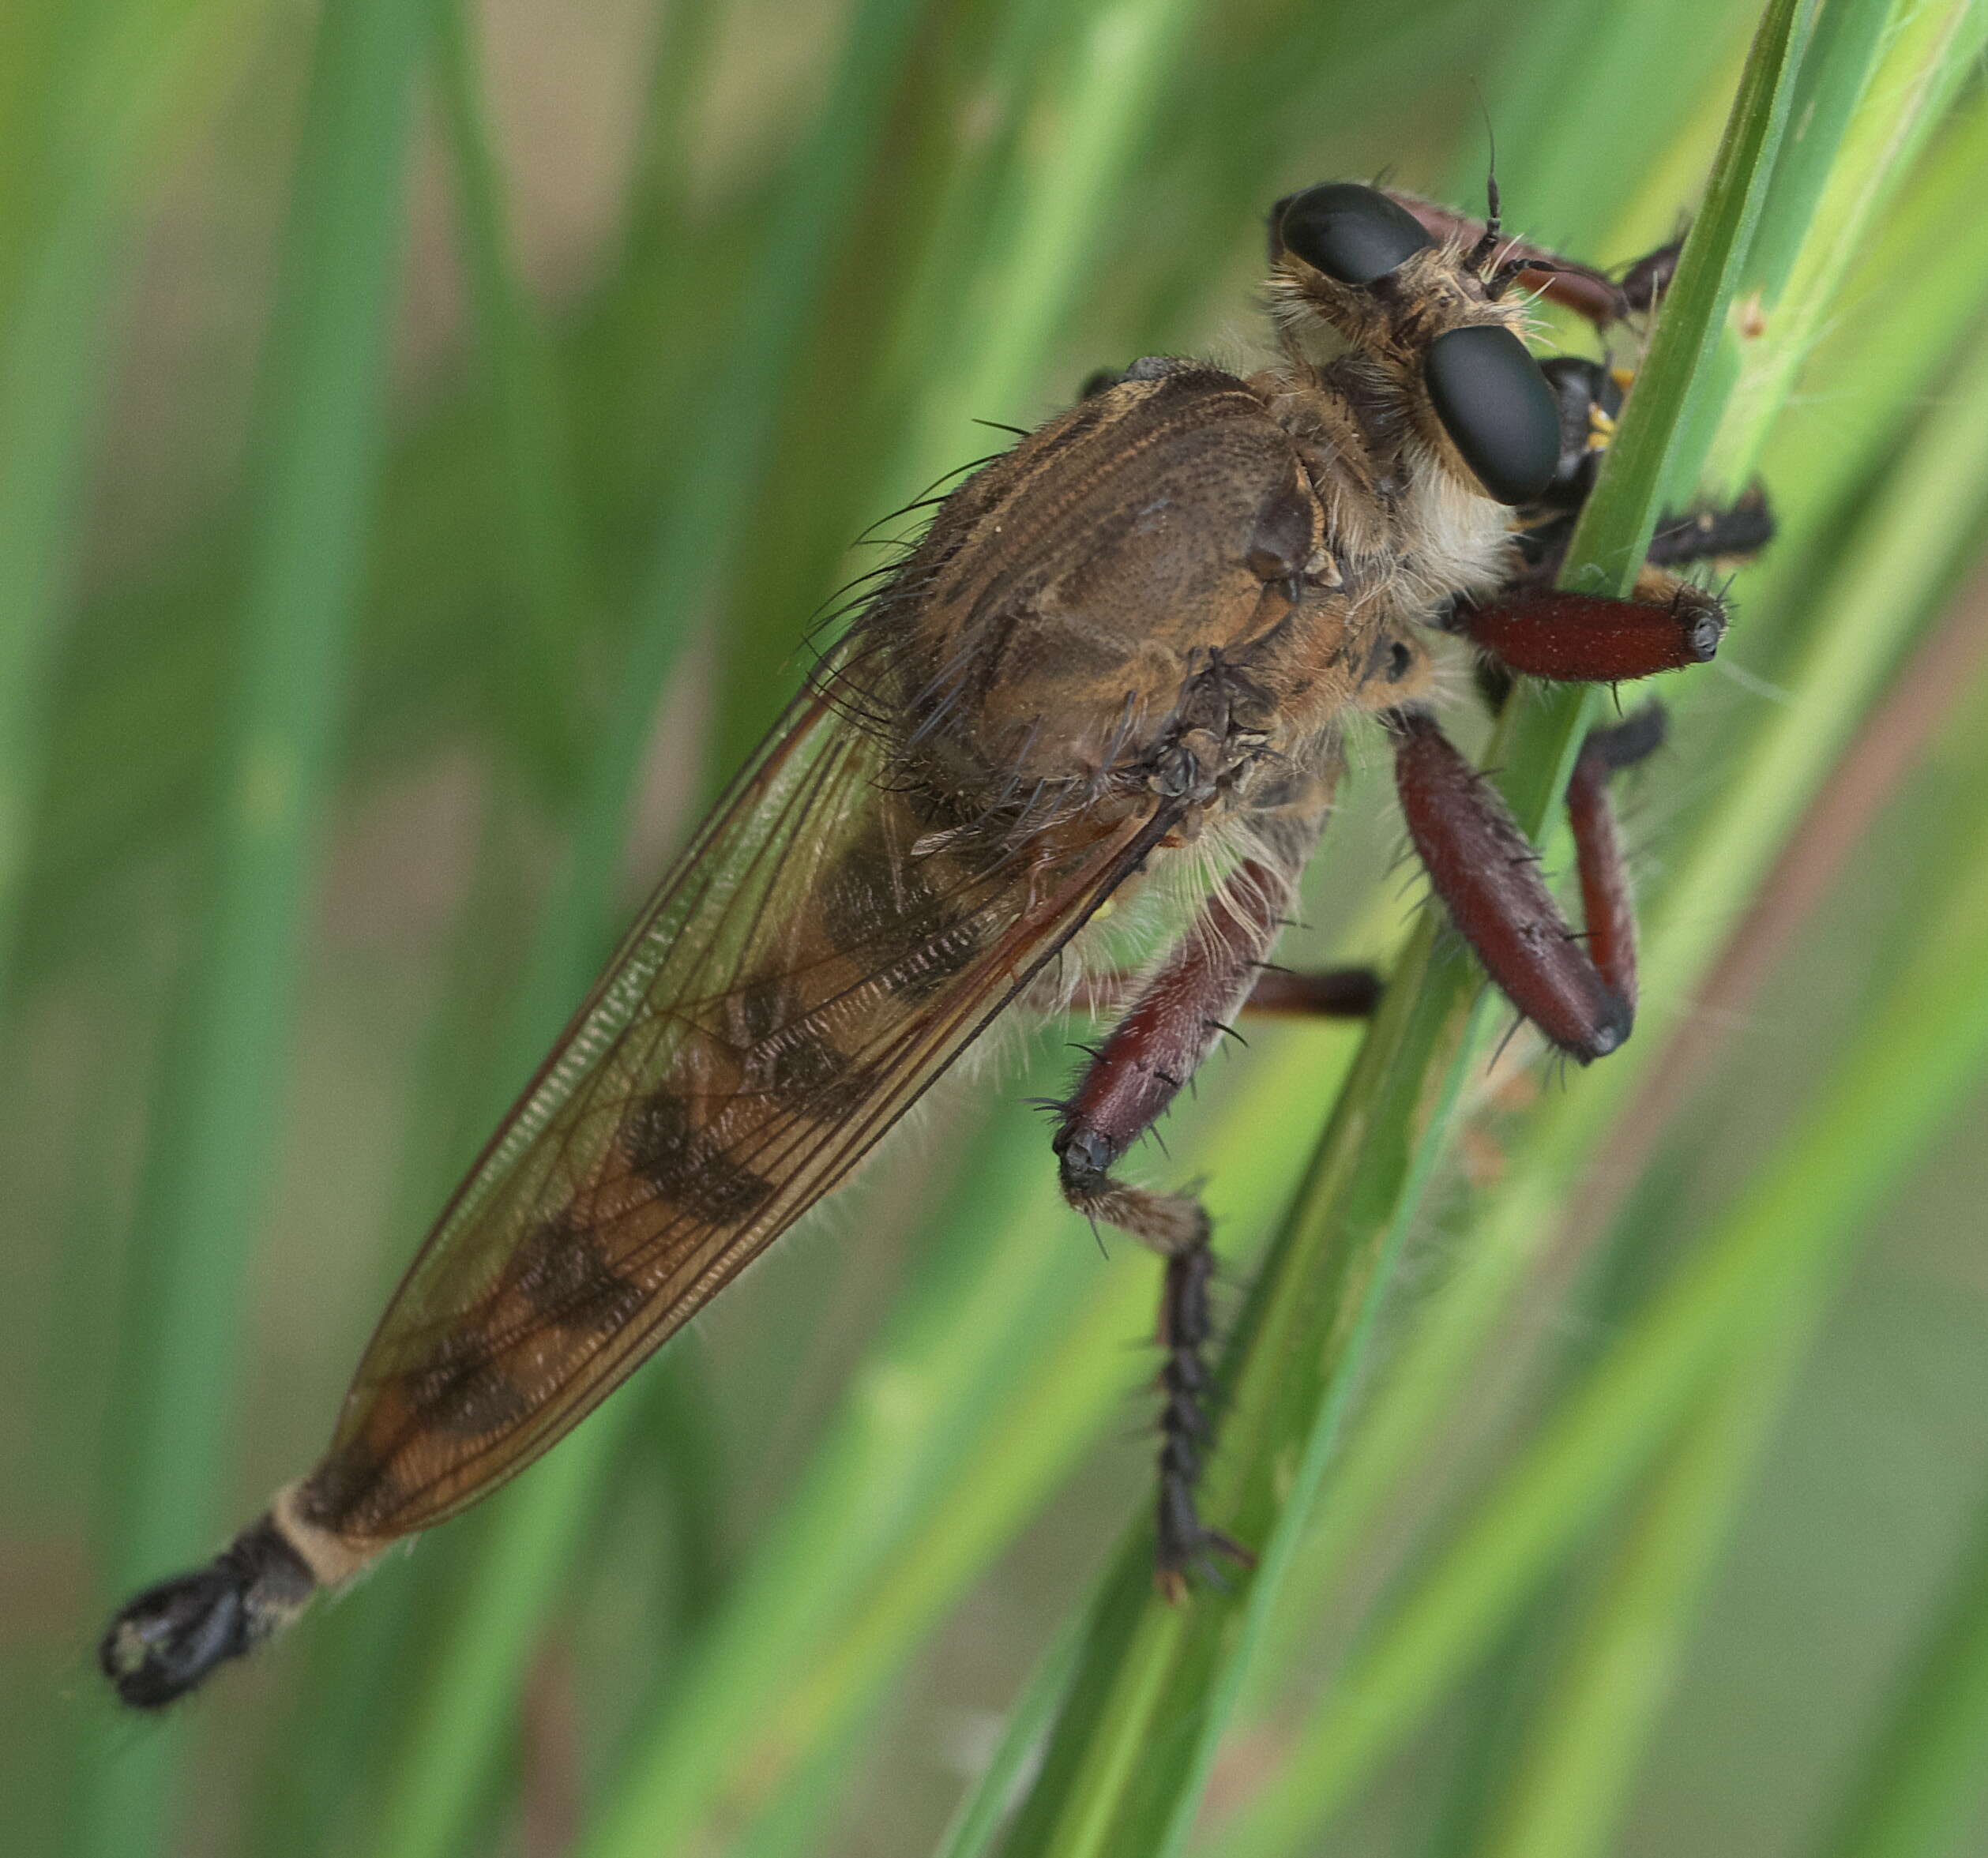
[98,1512,316,1709]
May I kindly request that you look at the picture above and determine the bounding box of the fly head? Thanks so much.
[1268,180,1559,509]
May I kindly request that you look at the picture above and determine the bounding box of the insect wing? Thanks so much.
[303,687,1155,1545]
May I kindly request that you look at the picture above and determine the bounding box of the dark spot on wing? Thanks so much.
[818,824,977,956]
[727,976,789,1046]
[505,1209,645,1334]
[622,1089,775,1224]
[818,825,915,952]
[402,1333,534,1436]
[887,914,988,1000]
[761,1023,858,1111]
[818,824,1001,1007]
[296,1439,408,1537]
[724,974,870,1116]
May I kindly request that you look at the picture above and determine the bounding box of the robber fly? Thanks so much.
[101,181,1768,1706]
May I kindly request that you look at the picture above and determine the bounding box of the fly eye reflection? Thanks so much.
[1276,182,1433,285]
[1423,325,1560,505]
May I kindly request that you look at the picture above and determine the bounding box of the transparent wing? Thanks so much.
[302,685,1164,1544]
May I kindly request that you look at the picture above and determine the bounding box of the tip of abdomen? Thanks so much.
[99,1513,317,1709]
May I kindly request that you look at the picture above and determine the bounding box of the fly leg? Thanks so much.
[1646,489,1776,572]
[1565,704,1667,1012]
[1448,575,1728,684]
[1032,961,1381,1020]
[1385,702,1665,1060]
[1050,838,1318,1597]
[1244,965,1382,1016]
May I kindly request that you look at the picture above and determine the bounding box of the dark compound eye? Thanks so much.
[1424,325,1561,505]
[1276,183,1433,286]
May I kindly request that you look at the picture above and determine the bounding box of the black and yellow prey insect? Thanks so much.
[101,182,1765,1706]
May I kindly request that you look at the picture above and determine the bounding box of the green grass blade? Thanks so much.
[1471,1369,1800,1858]
[432,0,591,801]
[74,2,430,1851]
[547,0,930,963]
[1464,1316,1844,1858]
[97,0,428,1588]
[1221,689,1988,1856]
[982,7,1817,1856]
[1435,584,1988,1858]
[1219,171,1988,1854]
[1479,0,1755,249]
[0,0,258,1004]
[889,0,1194,502]
[356,11,939,1852]
[1438,237,1988,1858]
[30,1,1988,1849]
[609,0,931,787]
[615,0,724,276]
[934,1623,1083,1858]
[1554,0,1815,587]
[1256,16,1988,1850]
[1221,47,1988,1731]
[369,1421,633,1858]
[569,1019,1355,1858]
[1716,0,1988,483]
[680,1034,1361,1844]
[0,195,116,1013]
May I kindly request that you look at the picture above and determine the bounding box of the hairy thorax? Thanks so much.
[841,352,1514,846]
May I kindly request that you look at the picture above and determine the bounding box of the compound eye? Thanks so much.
[1277,183,1433,286]
[1424,325,1560,505]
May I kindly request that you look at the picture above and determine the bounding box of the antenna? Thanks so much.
[1467,84,1505,270]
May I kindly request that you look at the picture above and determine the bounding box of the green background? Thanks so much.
[5,0,1988,1853]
